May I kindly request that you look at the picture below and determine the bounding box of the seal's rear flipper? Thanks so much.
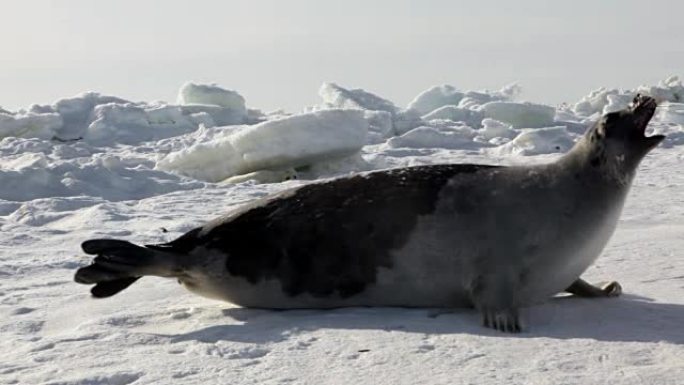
[565,278,622,298]
[91,277,141,298]
[75,239,180,298]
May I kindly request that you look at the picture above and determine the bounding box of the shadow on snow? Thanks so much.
[166,294,684,345]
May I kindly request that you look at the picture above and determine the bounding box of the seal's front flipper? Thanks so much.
[471,273,522,333]
[565,278,622,298]
[482,308,521,333]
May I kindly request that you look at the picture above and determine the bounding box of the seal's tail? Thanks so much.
[74,239,180,298]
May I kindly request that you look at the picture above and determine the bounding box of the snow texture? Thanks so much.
[1,77,683,385]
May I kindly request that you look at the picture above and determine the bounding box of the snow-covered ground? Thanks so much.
[1,78,683,385]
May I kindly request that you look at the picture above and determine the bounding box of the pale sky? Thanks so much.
[1,0,682,112]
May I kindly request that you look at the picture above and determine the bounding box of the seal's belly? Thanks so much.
[178,226,471,308]
[518,208,622,303]
[176,214,472,308]
[179,203,621,309]
[181,257,470,309]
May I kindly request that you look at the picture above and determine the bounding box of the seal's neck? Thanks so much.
[558,136,637,188]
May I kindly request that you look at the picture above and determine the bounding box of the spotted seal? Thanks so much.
[74,95,662,332]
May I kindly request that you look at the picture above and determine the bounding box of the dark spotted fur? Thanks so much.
[143,164,498,298]
[77,164,497,297]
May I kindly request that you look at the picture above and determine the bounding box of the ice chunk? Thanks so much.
[177,83,247,110]
[3,87,250,144]
[177,83,247,125]
[476,118,517,142]
[422,105,484,127]
[498,83,523,100]
[319,83,398,114]
[637,76,684,104]
[386,125,479,150]
[86,103,149,144]
[54,92,131,140]
[392,110,425,136]
[85,103,201,145]
[407,85,464,115]
[493,126,577,156]
[318,82,423,137]
[573,76,684,117]
[0,110,63,139]
[303,152,371,178]
[457,84,521,109]
[573,88,635,116]
[364,110,395,143]
[246,108,267,124]
[1,152,50,170]
[657,103,684,125]
[0,139,202,201]
[220,168,297,185]
[178,104,246,126]
[481,101,555,128]
[157,109,368,182]
[146,105,187,125]
[0,136,94,163]
[603,94,634,114]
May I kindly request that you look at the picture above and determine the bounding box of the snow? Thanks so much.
[1,77,683,385]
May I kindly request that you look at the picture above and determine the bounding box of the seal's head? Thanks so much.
[584,94,665,178]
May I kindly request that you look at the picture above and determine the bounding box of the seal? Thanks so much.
[74,95,663,332]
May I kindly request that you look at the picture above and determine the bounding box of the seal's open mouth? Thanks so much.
[631,94,666,145]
